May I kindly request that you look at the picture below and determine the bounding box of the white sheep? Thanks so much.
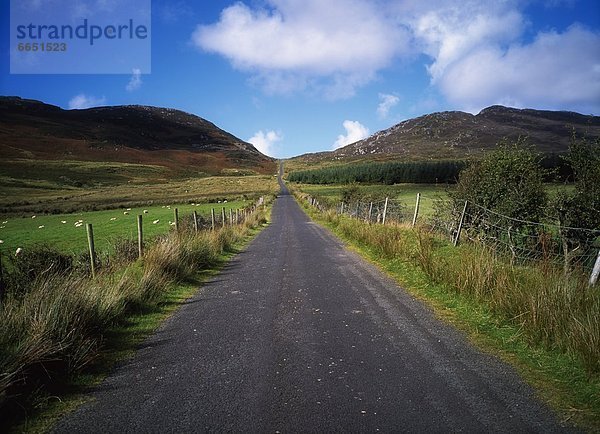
[61,220,67,224]
[31,215,36,219]
[124,211,129,215]
[15,247,23,256]
[38,225,45,229]
[110,217,117,221]
[0,240,4,244]
[143,210,149,214]
[153,219,160,224]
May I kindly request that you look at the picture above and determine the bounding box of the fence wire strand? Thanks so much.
[303,191,600,273]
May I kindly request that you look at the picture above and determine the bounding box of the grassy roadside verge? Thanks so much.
[295,196,599,431]
[0,203,272,433]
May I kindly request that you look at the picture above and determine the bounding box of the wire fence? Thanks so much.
[303,192,600,285]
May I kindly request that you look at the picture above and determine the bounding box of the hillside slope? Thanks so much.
[296,106,600,165]
[0,96,274,175]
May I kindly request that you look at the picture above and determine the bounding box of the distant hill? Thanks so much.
[295,105,600,165]
[0,96,274,175]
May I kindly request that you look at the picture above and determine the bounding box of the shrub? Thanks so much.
[452,140,548,227]
[3,245,73,297]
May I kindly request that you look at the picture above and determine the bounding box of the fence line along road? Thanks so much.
[301,191,600,284]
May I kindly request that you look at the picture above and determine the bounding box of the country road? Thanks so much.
[54,178,570,433]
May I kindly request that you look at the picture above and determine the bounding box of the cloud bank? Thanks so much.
[192,0,600,112]
[333,120,369,149]
[192,0,409,99]
[248,130,283,157]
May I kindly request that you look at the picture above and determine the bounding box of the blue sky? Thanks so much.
[1,0,599,158]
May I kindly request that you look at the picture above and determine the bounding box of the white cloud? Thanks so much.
[126,68,143,92]
[192,0,600,112]
[247,130,283,157]
[439,25,600,113]
[377,93,400,118]
[68,94,107,110]
[192,0,409,99]
[333,120,369,149]
[412,7,525,83]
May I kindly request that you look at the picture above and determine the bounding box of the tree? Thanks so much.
[550,134,600,271]
[452,140,548,230]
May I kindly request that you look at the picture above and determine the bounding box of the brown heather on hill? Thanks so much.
[295,105,600,164]
[0,96,275,175]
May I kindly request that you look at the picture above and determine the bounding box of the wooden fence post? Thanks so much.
[590,250,600,286]
[367,202,373,223]
[137,215,143,259]
[236,209,240,224]
[412,193,421,227]
[341,202,345,215]
[211,208,215,231]
[382,197,389,225]
[229,209,233,226]
[174,208,179,232]
[355,203,360,219]
[86,223,96,278]
[453,200,468,247]
[222,207,226,228]
[193,210,199,232]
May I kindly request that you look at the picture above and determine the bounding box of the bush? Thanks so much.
[3,245,73,297]
[452,140,548,227]
[549,134,600,270]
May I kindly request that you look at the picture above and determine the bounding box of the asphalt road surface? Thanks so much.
[54,180,570,433]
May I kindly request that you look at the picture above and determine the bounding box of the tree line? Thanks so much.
[288,160,467,184]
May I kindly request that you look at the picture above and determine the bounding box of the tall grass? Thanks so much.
[0,204,268,423]
[319,209,600,376]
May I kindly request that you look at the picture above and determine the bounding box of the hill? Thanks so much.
[0,96,274,176]
[293,106,600,167]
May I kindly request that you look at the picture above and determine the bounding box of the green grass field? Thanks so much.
[0,201,248,255]
[293,182,574,218]
[294,183,451,216]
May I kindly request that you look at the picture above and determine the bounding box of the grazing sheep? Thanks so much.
[61,220,67,224]
[124,211,129,215]
[143,210,149,214]
[31,215,36,219]
[15,247,23,256]
[38,225,45,229]
[126,208,132,211]
[0,240,4,244]
[2,220,7,224]
[153,219,160,224]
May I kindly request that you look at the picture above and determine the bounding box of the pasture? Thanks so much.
[294,183,450,217]
[0,201,248,254]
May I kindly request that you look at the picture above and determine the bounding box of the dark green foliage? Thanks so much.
[3,245,73,297]
[340,184,360,204]
[550,135,600,267]
[288,160,466,185]
[452,142,548,227]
